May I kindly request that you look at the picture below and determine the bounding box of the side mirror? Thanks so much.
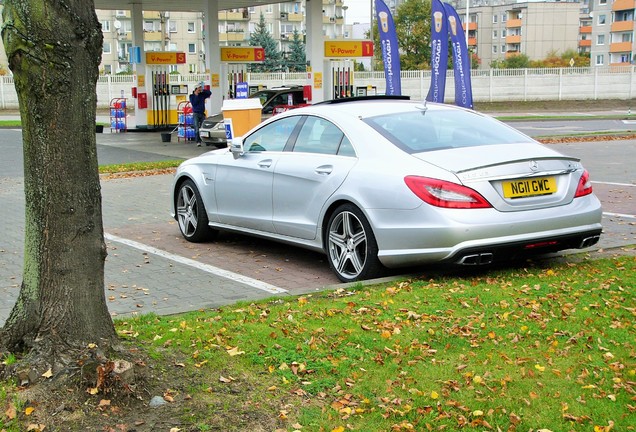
[230,137,244,159]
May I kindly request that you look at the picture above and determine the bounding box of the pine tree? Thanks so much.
[249,12,283,72]
[286,29,306,72]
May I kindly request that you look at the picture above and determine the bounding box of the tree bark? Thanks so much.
[0,1,117,370]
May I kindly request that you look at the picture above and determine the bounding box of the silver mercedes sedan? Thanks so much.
[170,97,602,282]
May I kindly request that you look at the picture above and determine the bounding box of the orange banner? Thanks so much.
[146,52,186,65]
[324,40,374,58]
[220,47,265,63]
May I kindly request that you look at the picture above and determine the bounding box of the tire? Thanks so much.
[326,204,384,282]
[175,179,217,243]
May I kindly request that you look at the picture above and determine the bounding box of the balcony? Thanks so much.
[468,37,477,46]
[144,31,163,42]
[288,13,303,22]
[506,34,522,44]
[220,31,246,42]
[612,0,636,11]
[506,18,522,28]
[579,25,592,34]
[463,22,478,31]
[143,11,161,20]
[611,20,634,32]
[579,39,592,47]
[610,41,632,52]
[219,10,249,21]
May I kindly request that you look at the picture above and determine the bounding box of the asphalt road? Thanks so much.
[1,123,634,326]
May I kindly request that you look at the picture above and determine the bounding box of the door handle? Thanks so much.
[315,165,333,175]
[258,159,273,168]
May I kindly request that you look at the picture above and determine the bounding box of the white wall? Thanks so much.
[0,67,634,110]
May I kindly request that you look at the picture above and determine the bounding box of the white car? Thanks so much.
[171,96,602,282]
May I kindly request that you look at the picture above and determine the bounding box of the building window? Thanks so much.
[598,14,606,25]
[502,45,506,53]
[599,0,607,4]
[103,41,111,54]
[493,30,498,38]
[597,34,605,45]
[102,21,111,32]
[502,14,507,22]
[595,54,604,65]
[168,20,177,33]
[103,64,112,74]
[492,45,498,53]
[187,22,195,33]
[502,29,506,37]
[492,15,498,23]
[188,43,196,53]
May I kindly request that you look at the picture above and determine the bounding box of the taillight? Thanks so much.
[404,176,492,209]
[574,170,593,198]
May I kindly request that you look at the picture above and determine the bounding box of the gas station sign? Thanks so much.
[220,47,265,62]
[324,40,374,58]
[146,52,186,64]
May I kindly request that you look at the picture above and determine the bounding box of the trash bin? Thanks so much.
[221,99,262,138]
[161,132,172,143]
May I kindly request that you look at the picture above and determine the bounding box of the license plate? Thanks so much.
[502,177,557,198]
[200,131,209,138]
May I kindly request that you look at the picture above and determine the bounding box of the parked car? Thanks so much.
[198,86,307,147]
[171,96,603,282]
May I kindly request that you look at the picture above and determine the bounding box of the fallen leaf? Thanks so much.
[25,406,35,416]
[41,368,53,379]
[5,403,16,420]
[226,346,245,356]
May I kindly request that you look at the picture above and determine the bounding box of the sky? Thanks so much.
[343,0,373,25]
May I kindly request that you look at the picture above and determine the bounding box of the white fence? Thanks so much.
[0,66,634,109]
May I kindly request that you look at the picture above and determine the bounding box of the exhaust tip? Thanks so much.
[458,253,494,265]
[580,235,601,249]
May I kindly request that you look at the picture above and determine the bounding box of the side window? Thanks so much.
[294,117,344,155]
[337,136,356,157]
[243,116,300,152]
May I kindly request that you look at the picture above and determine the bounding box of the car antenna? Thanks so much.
[415,99,428,112]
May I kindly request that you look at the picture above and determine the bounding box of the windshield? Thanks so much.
[363,109,534,153]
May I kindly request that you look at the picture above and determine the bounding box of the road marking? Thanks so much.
[104,233,288,295]
[603,212,636,220]
[592,181,635,187]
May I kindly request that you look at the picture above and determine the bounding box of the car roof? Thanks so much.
[286,96,464,119]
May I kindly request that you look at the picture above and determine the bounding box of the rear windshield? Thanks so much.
[363,109,534,153]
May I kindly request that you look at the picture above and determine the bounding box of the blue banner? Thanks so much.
[375,0,401,95]
[426,0,448,103]
[444,3,474,109]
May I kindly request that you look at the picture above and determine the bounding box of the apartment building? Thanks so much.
[590,0,636,66]
[456,0,581,67]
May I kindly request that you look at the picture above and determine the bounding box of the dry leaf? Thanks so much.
[25,406,35,416]
[5,403,16,420]
[226,346,245,356]
[41,369,53,379]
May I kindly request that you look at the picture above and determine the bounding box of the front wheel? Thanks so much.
[175,179,217,242]
[326,204,383,282]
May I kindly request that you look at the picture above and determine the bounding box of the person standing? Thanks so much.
[189,82,211,147]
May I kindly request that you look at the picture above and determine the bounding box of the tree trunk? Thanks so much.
[0,1,117,370]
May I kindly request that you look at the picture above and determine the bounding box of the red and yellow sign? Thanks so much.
[324,40,374,58]
[220,47,265,63]
[146,52,186,65]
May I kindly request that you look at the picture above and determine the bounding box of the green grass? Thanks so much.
[112,256,635,431]
[98,160,182,174]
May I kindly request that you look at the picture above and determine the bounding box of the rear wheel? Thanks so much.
[326,204,383,282]
[176,179,217,242]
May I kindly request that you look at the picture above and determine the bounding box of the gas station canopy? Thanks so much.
[93,0,283,13]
